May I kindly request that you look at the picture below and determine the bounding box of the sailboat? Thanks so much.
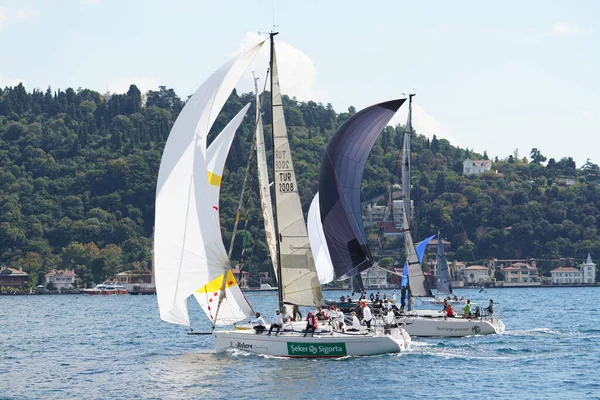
[395,95,505,336]
[421,232,467,305]
[154,32,411,357]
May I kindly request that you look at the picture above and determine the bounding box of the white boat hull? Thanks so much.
[398,315,504,337]
[212,326,410,357]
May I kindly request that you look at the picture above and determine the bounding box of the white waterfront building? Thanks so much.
[550,254,596,284]
[463,265,489,283]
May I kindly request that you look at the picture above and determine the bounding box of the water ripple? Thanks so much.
[2,288,600,399]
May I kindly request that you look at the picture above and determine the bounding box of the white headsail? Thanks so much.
[271,44,324,306]
[155,41,264,326]
[307,193,335,285]
[206,103,251,212]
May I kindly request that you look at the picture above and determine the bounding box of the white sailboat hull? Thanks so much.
[398,315,505,337]
[212,327,410,357]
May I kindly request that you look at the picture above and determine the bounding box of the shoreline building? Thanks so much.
[0,267,29,288]
[550,254,596,284]
[45,269,77,291]
[500,261,540,284]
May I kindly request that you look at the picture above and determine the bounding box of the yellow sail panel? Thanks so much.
[207,172,222,186]
[196,270,238,294]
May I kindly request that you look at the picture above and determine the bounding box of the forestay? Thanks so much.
[255,84,278,279]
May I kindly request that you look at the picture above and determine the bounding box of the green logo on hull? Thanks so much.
[287,342,347,356]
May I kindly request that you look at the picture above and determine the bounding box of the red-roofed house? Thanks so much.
[551,254,596,284]
[45,269,78,290]
[0,267,29,288]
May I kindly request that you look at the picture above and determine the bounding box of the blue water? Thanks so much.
[1,287,599,400]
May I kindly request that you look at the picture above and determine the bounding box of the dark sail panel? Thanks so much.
[319,99,406,280]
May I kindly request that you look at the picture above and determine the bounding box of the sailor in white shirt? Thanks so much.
[267,309,283,336]
[336,307,345,331]
[348,311,361,332]
[253,312,266,333]
[362,303,373,330]
[384,308,395,334]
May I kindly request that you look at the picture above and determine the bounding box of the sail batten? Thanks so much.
[319,99,406,281]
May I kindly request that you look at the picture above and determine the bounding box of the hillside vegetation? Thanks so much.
[1,83,599,287]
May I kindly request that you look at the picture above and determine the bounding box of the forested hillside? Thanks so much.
[1,83,599,287]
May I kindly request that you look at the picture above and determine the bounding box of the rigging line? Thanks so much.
[215,80,263,326]
[374,126,405,261]
[237,160,257,270]
[238,67,272,282]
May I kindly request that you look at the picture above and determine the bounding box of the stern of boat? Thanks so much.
[493,319,505,334]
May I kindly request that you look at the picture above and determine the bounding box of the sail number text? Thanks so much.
[275,150,290,170]
[275,160,290,169]
[278,172,294,193]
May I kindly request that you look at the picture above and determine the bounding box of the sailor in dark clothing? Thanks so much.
[400,286,407,312]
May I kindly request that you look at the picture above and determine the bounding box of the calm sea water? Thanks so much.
[1,287,599,400]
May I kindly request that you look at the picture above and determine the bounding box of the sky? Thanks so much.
[0,0,598,166]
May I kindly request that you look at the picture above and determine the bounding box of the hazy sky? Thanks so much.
[1,0,598,166]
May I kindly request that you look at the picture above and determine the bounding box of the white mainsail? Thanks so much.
[155,41,264,326]
[255,83,278,279]
[307,193,335,285]
[271,44,324,306]
[403,212,430,297]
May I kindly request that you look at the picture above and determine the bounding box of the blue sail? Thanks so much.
[402,234,435,302]
[416,234,436,264]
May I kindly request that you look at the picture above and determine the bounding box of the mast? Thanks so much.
[401,93,421,310]
[269,31,285,314]
[402,93,415,226]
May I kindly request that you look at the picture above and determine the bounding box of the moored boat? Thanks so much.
[83,283,128,295]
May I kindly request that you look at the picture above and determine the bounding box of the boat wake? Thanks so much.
[503,327,562,336]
